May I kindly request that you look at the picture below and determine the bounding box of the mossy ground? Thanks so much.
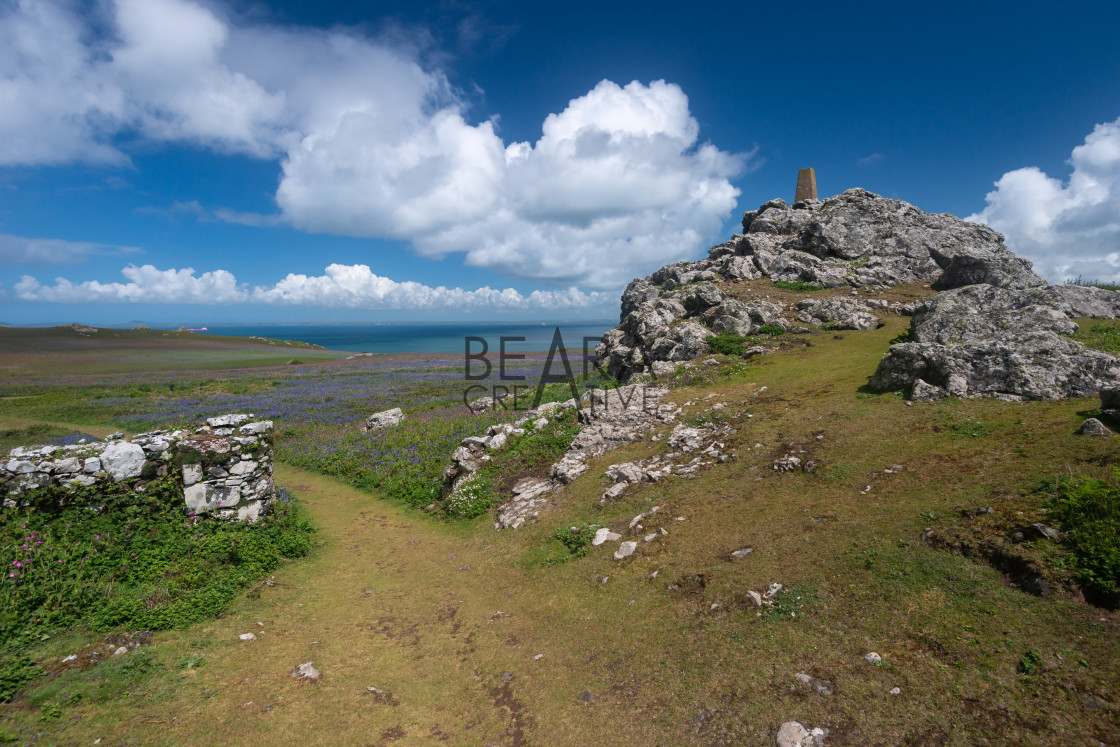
[1,317,1118,744]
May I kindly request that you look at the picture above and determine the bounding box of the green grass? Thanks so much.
[0,424,69,454]
[1071,319,1120,353]
[772,279,824,292]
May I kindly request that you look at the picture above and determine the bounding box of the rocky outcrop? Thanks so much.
[734,189,1038,290]
[598,284,789,380]
[440,384,680,529]
[1,414,274,521]
[871,284,1120,400]
[597,185,1120,403]
[598,189,1034,380]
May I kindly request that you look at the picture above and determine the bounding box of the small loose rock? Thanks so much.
[291,661,321,682]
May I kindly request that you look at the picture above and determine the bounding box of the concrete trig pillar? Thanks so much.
[794,168,817,203]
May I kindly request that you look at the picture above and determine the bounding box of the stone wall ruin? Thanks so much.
[1,414,274,521]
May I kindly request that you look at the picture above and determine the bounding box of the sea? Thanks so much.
[190,321,617,354]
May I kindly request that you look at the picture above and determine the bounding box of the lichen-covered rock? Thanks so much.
[1078,418,1114,437]
[872,284,1120,401]
[872,336,1120,401]
[935,253,1047,291]
[738,188,1036,288]
[795,297,883,330]
[775,721,828,747]
[908,285,1077,344]
[99,442,146,481]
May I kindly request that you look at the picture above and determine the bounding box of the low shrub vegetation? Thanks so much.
[773,279,823,292]
[1039,473,1120,602]
[706,332,750,356]
[443,409,582,519]
[0,481,313,650]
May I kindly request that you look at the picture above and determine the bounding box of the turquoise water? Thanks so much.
[194,321,616,354]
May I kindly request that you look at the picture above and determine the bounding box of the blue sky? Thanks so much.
[1,0,1119,325]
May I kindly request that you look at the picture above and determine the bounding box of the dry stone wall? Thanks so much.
[1,413,274,521]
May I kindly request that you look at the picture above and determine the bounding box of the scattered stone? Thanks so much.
[290,662,321,682]
[239,633,257,641]
[112,646,128,656]
[730,548,753,559]
[453,385,677,530]
[614,542,638,560]
[795,672,833,696]
[1078,418,1114,437]
[365,686,399,705]
[776,720,828,747]
[1082,693,1108,711]
[578,690,599,704]
[763,583,784,601]
[592,527,622,546]
[746,590,763,607]
[1033,523,1062,540]
[362,407,404,432]
[773,454,803,472]
[600,483,628,503]
[533,654,544,661]
[864,652,882,665]
[890,687,901,696]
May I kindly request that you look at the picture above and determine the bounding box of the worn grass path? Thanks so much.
[30,465,683,745]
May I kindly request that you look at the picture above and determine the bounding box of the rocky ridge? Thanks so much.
[596,187,1120,401]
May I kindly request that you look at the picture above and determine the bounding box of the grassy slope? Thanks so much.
[2,317,1119,745]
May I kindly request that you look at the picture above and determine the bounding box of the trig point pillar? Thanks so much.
[794,168,818,202]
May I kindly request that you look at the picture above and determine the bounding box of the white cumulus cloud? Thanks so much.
[0,1,747,289]
[280,79,744,288]
[968,117,1120,283]
[15,263,612,312]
